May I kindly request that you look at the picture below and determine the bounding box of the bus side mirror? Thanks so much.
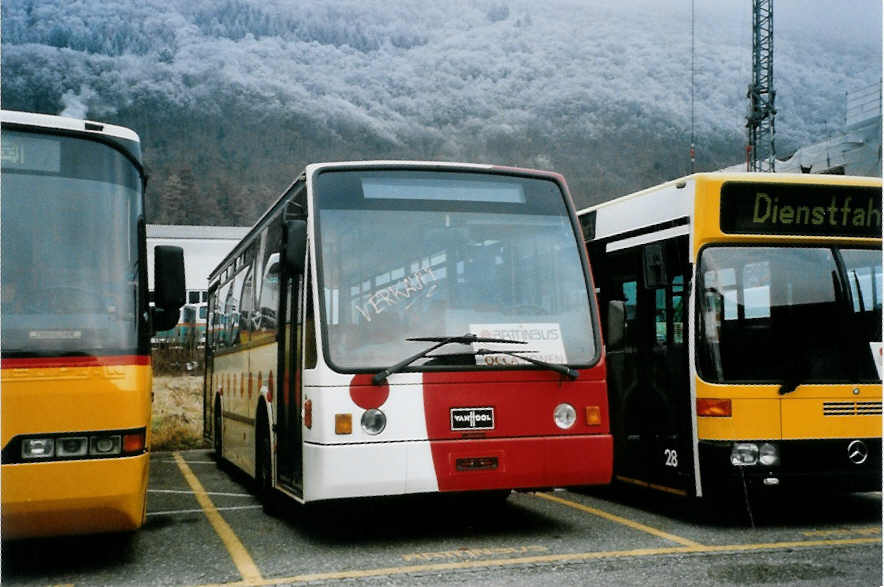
[607,300,626,351]
[285,220,307,274]
[153,245,185,333]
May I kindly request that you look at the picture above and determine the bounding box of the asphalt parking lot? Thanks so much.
[3,448,881,586]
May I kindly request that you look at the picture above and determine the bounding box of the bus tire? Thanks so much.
[256,411,281,516]
[214,397,225,468]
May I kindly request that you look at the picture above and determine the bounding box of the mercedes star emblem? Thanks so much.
[847,440,869,465]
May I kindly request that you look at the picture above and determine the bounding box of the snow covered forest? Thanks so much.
[2,0,880,225]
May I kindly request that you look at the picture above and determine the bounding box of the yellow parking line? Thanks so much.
[534,491,703,547]
[696,537,880,552]
[173,452,263,583]
[191,536,880,587]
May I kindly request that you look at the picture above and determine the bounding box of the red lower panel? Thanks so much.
[430,434,613,491]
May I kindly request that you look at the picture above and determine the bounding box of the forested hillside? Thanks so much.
[2,0,880,225]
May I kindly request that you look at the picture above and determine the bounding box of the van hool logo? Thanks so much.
[450,407,495,431]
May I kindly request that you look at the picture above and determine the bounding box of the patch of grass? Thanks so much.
[151,414,207,451]
[151,374,207,451]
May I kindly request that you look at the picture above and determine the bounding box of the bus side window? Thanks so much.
[217,280,232,348]
[655,288,667,344]
[208,289,218,351]
[620,280,639,348]
[671,275,684,344]
[656,274,685,346]
[225,275,240,346]
[240,245,259,336]
[240,266,254,335]
[258,221,282,334]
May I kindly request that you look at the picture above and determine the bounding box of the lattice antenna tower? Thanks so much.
[746,0,776,172]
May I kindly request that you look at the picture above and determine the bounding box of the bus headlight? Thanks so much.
[554,403,577,429]
[361,409,387,435]
[56,436,89,457]
[730,443,759,466]
[22,438,55,459]
[759,443,779,466]
[90,435,122,456]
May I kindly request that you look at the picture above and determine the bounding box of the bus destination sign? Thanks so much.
[720,182,881,238]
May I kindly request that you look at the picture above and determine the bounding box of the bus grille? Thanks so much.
[823,401,882,416]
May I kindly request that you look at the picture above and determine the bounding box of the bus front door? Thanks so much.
[606,238,693,495]
[276,274,304,496]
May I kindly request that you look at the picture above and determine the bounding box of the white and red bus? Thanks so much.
[204,161,611,507]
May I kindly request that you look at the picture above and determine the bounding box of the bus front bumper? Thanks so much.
[303,434,613,502]
[1,454,149,538]
[698,439,882,495]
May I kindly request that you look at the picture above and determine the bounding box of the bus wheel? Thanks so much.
[256,415,280,516]
[214,398,224,467]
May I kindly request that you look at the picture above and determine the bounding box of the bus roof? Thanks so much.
[303,160,567,185]
[578,172,882,244]
[577,171,882,216]
[1,109,140,143]
[2,109,143,165]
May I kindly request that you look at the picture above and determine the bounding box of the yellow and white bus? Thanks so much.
[579,172,881,497]
[205,161,613,509]
[1,110,184,538]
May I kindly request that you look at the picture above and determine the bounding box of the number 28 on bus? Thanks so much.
[205,162,612,506]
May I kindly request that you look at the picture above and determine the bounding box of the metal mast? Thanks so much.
[746,0,776,172]
[690,0,695,173]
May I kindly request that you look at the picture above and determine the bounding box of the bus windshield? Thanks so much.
[314,169,597,371]
[1,130,143,357]
[697,246,882,384]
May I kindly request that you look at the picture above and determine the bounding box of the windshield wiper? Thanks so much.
[472,349,579,379]
[778,345,809,395]
[372,333,526,385]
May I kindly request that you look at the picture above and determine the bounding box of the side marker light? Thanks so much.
[697,398,732,417]
[585,405,601,426]
[335,413,353,435]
